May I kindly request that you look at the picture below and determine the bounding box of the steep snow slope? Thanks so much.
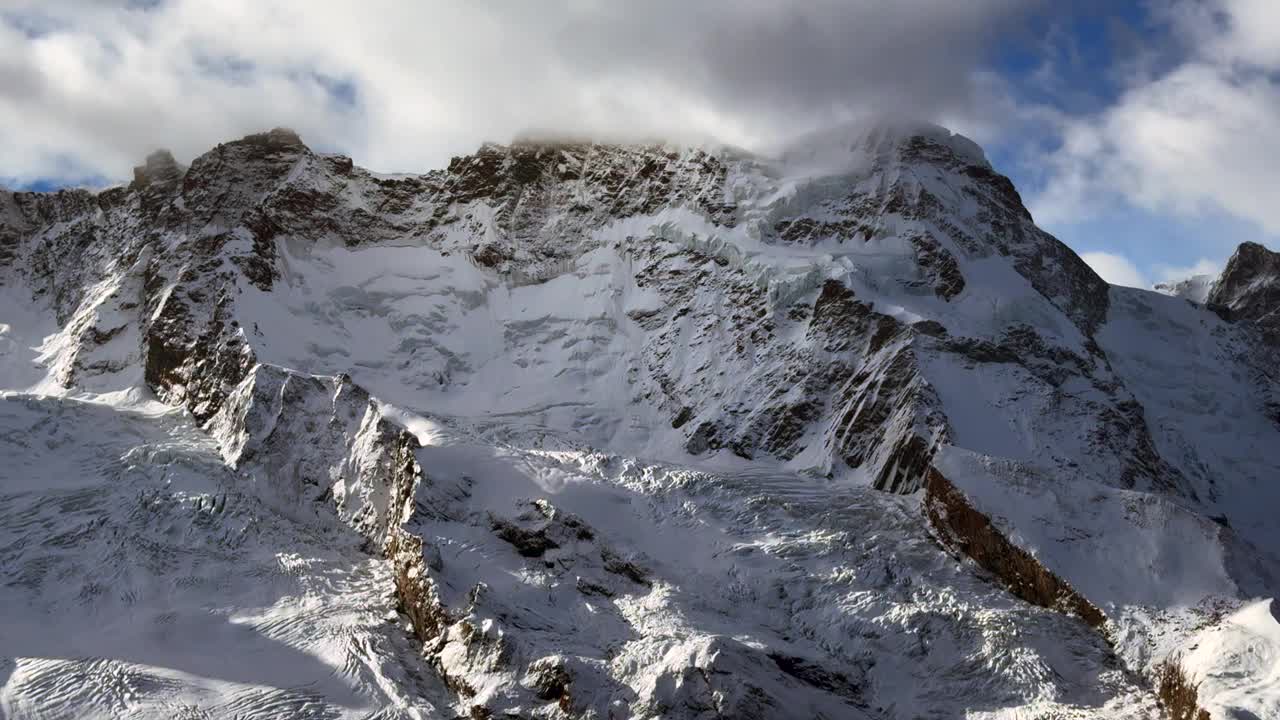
[1,122,1275,718]
[0,279,450,718]
[0,393,450,719]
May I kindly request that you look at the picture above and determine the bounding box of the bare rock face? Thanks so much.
[0,192,28,272]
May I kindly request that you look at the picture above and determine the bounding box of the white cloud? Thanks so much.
[1153,257,1221,284]
[1081,251,1148,288]
[0,0,1039,183]
[1030,0,1280,237]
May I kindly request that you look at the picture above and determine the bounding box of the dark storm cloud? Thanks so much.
[547,0,1039,123]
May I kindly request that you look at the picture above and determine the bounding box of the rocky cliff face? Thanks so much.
[1208,241,1280,345]
[2,123,1278,719]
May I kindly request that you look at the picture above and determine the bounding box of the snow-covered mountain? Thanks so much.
[2,122,1277,719]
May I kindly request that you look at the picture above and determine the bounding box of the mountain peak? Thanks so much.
[778,119,989,173]
[130,149,185,191]
[239,126,307,150]
[1208,240,1280,340]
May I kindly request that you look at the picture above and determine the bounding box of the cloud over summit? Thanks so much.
[0,0,1038,182]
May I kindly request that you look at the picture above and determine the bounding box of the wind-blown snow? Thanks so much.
[1153,273,1215,304]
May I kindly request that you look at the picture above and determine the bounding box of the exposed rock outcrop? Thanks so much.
[1208,241,1280,345]
[923,467,1106,629]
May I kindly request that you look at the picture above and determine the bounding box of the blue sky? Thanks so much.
[980,0,1266,286]
[3,0,1278,287]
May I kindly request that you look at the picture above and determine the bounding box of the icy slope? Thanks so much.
[0,393,449,719]
[1180,598,1280,719]
[2,121,1277,717]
